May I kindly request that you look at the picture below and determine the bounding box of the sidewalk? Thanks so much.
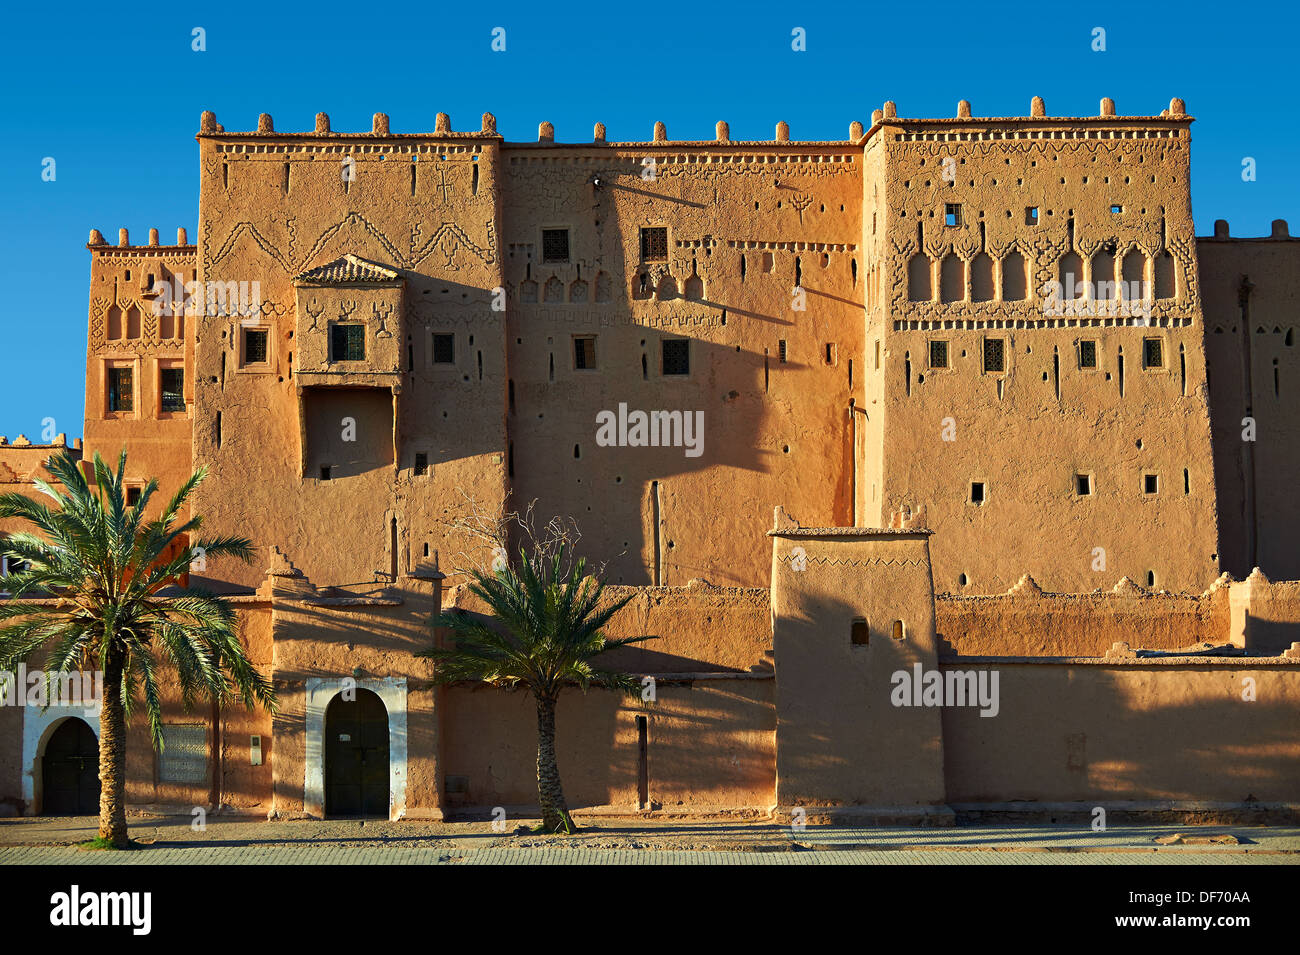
[1,815,1297,863]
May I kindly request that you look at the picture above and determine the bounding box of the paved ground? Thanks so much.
[1,815,1297,863]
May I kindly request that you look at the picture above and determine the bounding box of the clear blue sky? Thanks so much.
[1,0,1293,442]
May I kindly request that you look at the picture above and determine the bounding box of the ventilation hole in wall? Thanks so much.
[1117,350,1125,397]
[1136,438,1143,450]
[1184,468,1190,494]
[848,359,853,390]
[222,163,229,189]
[507,441,513,477]
[423,543,430,558]
[549,353,554,382]
[1146,570,1156,588]
[574,444,580,459]
[641,353,648,380]
[285,163,291,192]
[320,465,331,481]
[851,258,858,286]
[904,353,912,397]
[958,573,969,587]
[215,411,222,448]
[740,254,746,281]
[615,475,622,484]
[782,445,790,453]
[1274,359,1280,397]
[721,310,727,326]
[472,163,479,196]
[764,349,770,392]
[477,350,483,381]
[410,163,416,196]
[794,257,802,287]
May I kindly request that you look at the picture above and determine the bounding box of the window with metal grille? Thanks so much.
[432,333,455,364]
[541,229,570,263]
[244,328,268,364]
[108,367,133,412]
[160,367,185,412]
[929,340,949,368]
[126,487,142,506]
[662,339,689,376]
[944,203,962,227]
[414,453,428,476]
[983,338,1005,373]
[1079,339,1098,368]
[1143,337,1163,368]
[641,227,669,262]
[158,724,208,784]
[331,324,365,362]
[574,336,596,370]
[778,340,787,363]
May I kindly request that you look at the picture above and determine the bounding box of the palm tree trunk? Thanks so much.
[535,694,573,833]
[97,649,129,847]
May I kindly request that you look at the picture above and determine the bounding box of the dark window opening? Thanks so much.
[641,227,669,262]
[1143,337,1163,369]
[662,339,690,376]
[541,228,570,264]
[320,466,332,481]
[244,328,269,364]
[160,367,185,412]
[574,336,597,370]
[983,338,1005,373]
[331,324,365,362]
[929,340,949,368]
[851,618,869,646]
[1144,473,1159,494]
[433,333,455,364]
[970,481,986,505]
[126,487,142,506]
[1076,473,1092,496]
[107,367,133,412]
[414,453,428,476]
[1079,339,1098,369]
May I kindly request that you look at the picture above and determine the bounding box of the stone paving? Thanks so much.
[1,815,1296,863]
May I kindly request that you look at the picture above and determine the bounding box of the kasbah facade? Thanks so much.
[2,95,1299,824]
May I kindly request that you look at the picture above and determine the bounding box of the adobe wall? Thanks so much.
[1197,221,1300,581]
[1227,569,1300,655]
[81,231,196,520]
[439,679,774,814]
[501,127,863,588]
[190,111,508,593]
[870,98,1220,596]
[942,659,1300,805]
[0,438,80,543]
[937,576,1231,657]
[769,507,947,811]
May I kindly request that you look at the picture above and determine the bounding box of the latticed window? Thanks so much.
[1143,337,1163,368]
[331,324,365,362]
[983,337,1005,373]
[641,227,669,262]
[541,229,570,263]
[244,328,268,364]
[1079,340,1098,369]
[108,366,133,412]
[432,333,455,364]
[929,340,949,368]
[662,339,689,376]
[160,367,185,412]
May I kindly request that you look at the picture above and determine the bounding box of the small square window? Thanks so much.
[1075,473,1093,496]
[320,466,332,481]
[244,328,268,364]
[107,366,134,413]
[1143,337,1163,369]
[1079,339,1098,369]
[850,618,869,646]
[541,228,570,264]
[929,340,949,368]
[983,338,1005,373]
[1110,204,1123,214]
[331,324,365,362]
[1025,207,1039,226]
[160,367,185,412]
[432,333,455,364]
[574,336,597,370]
[970,481,986,505]
[414,453,428,476]
[126,486,142,506]
[662,339,690,376]
[944,203,961,227]
[641,227,669,262]
[1144,473,1159,495]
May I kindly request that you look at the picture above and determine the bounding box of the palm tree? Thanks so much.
[0,449,276,847]
[421,545,653,833]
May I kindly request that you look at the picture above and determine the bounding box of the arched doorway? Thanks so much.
[325,689,389,817]
[41,718,99,815]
